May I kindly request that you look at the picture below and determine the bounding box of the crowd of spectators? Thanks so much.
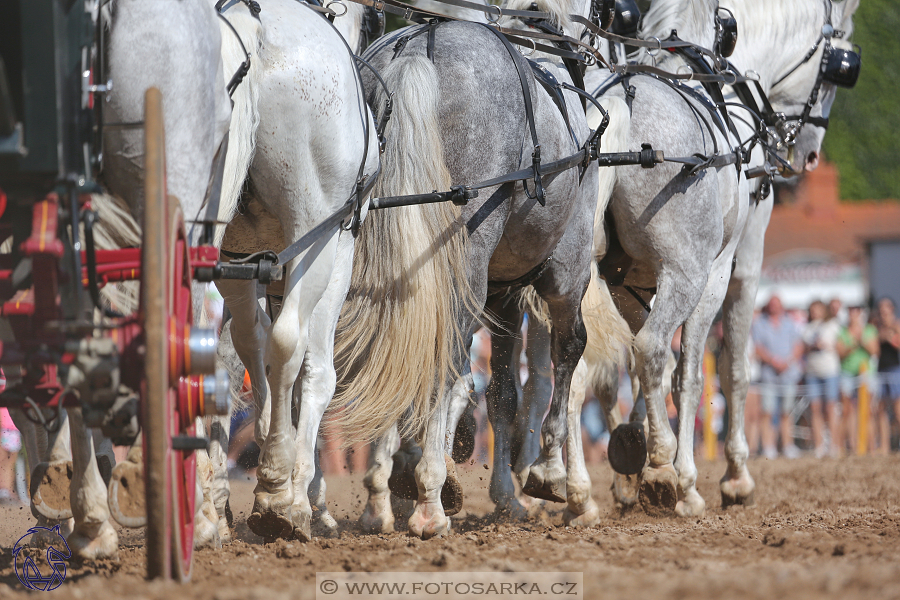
[747,294,900,458]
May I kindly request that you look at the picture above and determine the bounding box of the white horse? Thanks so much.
[574,0,859,517]
[9,0,232,559]
[212,0,381,543]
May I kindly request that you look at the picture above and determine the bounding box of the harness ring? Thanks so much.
[486,5,502,24]
[647,36,662,56]
[326,0,348,16]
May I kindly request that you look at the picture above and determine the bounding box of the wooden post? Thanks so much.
[857,362,870,456]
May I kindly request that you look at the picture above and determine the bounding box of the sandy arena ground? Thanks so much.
[1,455,899,599]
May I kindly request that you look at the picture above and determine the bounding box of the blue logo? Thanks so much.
[12,525,71,591]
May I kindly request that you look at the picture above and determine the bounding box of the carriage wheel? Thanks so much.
[142,87,196,582]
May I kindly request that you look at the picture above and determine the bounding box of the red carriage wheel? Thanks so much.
[141,87,196,582]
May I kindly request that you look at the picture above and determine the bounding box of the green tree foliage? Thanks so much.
[822,0,900,200]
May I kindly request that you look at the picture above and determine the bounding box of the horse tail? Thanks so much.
[332,55,477,444]
[588,95,630,260]
[582,261,632,367]
[215,9,263,246]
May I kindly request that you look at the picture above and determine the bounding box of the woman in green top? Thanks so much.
[835,306,879,454]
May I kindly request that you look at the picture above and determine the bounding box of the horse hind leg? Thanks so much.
[513,316,550,514]
[484,297,528,520]
[523,279,589,507]
[307,446,338,537]
[563,358,600,527]
[718,268,758,507]
[360,424,400,534]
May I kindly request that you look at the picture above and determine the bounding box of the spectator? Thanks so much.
[0,370,20,505]
[829,298,848,327]
[803,300,843,457]
[835,305,879,454]
[752,296,804,459]
[875,298,900,454]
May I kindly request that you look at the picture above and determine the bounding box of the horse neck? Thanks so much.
[723,0,827,96]
[639,0,718,50]
[334,2,366,53]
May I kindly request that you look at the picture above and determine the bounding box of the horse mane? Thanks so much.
[640,0,718,49]
[502,0,575,34]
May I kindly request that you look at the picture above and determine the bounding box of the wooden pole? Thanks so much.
[857,362,870,456]
[703,350,717,461]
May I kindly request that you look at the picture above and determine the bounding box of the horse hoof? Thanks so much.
[675,488,706,518]
[108,460,146,528]
[563,498,601,527]
[312,509,339,539]
[638,465,678,516]
[248,508,294,541]
[360,492,395,534]
[408,502,449,540]
[31,462,73,521]
[68,520,118,561]
[388,447,420,501]
[441,455,464,516]
[522,458,566,503]
[611,473,639,508]
[451,406,476,464]
[217,515,233,545]
[720,466,756,508]
[292,510,313,543]
[194,510,221,549]
[608,423,647,476]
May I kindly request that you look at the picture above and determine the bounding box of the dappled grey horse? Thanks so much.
[578,0,860,517]
[332,0,620,538]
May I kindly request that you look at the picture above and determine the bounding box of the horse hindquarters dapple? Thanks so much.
[343,0,607,539]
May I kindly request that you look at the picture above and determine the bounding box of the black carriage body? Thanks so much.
[0,0,96,201]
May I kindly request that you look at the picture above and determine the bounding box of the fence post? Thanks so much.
[703,350,717,461]
[857,362,870,456]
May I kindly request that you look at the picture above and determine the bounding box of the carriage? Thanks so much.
[0,0,231,580]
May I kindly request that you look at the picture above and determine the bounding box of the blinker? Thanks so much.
[716,9,738,58]
[611,0,640,37]
[824,46,861,88]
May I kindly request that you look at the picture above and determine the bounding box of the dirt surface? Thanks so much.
[1,455,899,599]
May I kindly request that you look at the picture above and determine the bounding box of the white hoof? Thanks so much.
[31,461,74,521]
[68,520,118,561]
[107,459,145,528]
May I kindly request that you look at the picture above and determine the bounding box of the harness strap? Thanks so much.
[477,23,545,206]
[487,254,553,297]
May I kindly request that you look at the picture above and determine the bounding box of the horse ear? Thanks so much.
[837,0,860,30]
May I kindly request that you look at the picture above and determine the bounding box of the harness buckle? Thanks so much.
[529,145,545,206]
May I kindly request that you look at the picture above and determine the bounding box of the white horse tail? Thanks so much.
[589,95,630,260]
[516,287,551,332]
[582,261,632,368]
[215,9,263,246]
[332,55,476,444]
